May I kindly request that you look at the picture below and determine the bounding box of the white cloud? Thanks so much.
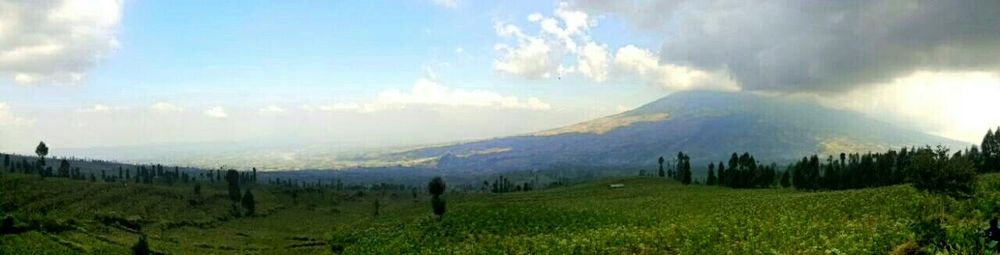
[570,0,1000,93]
[493,2,737,91]
[259,105,285,113]
[365,78,551,111]
[430,0,458,9]
[493,25,557,79]
[613,45,739,91]
[77,104,123,113]
[150,102,184,113]
[576,41,609,82]
[0,0,123,85]
[203,106,228,119]
[0,102,35,127]
[615,105,630,113]
[300,103,362,112]
[329,103,361,112]
[823,71,1000,144]
[316,78,552,113]
[493,3,594,80]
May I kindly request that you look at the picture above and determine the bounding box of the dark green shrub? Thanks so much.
[428,177,447,218]
[241,189,255,216]
[431,196,446,217]
[911,213,948,249]
[1,215,14,234]
[132,235,150,255]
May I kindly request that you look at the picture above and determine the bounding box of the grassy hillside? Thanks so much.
[3,172,1000,254]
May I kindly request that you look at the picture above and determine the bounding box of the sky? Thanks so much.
[0,0,999,155]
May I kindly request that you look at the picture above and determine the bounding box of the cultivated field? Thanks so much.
[3,173,999,254]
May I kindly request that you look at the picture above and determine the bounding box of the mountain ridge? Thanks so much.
[390,90,968,174]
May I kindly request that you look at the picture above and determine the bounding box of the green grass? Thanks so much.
[3,173,1000,254]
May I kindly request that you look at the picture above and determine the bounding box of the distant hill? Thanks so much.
[386,91,968,174]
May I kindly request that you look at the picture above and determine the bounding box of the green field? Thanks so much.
[3,173,999,254]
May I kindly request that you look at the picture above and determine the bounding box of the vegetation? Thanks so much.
[326,175,1000,253]
[242,189,256,216]
[1,128,998,253]
[428,177,447,218]
[131,235,150,255]
[4,166,1000,253]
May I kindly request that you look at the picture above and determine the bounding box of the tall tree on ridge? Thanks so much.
[35,141,48,175]
[658,156,665,178]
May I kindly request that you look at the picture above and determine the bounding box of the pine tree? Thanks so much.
[984,128,1000,172]
[58,159,70,177]
[717,161,726,187]
[780,170,790,188]
[658,156,665,177]
[706,163,717,185]
[677,152,692,185]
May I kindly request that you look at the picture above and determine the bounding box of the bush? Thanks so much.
[890,240,925,255]
[911,213,948,249]
[241,189,255,216]
[431,196,446,217]
[132,235,150,255]
[428,177,447,218]
[1,215,15,234]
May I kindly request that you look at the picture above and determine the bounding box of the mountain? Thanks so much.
[385,91,968,174]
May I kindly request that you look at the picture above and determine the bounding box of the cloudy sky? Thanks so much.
[1,0,998,155]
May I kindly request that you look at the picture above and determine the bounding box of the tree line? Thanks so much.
[0,141,262,187]
[648,127,1000,198]
[653,151,778,188]
[787,127,1000,197]
[483,175,536,193]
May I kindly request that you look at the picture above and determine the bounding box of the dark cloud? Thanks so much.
[571,0,1000,92]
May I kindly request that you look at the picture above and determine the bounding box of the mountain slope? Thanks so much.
[390,91,968,173]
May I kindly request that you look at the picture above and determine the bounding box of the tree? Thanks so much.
[58,159,71,177]
[657,156,665,177]
[706,163,716,185]
[35,141,48,160]
[428,177,447,218]
[35,141,48,175]
[252,167,258,182]
[909,146,977,198]
[677,152,692,185]
[241,189,255,216]
[225,170,241,202]
[983,128,1000,172]
[717,161,726,186]
[780,170,790,188]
